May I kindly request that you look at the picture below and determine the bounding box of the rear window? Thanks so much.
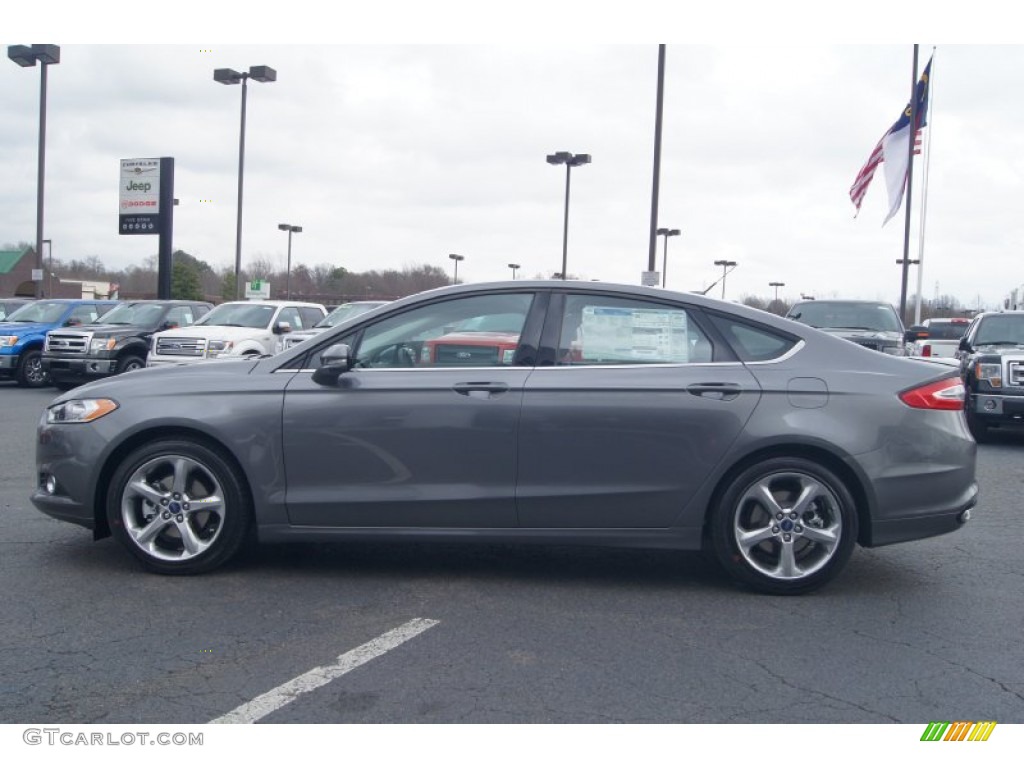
[924,321,968,340]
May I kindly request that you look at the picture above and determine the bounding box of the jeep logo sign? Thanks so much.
[119,158,161,235]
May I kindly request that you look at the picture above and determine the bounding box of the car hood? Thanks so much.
[0,321,57,335]
[819,328,902,341]
[975,342,1024,354]
[155,325,270,341]
[63,323,150,336]
[53,358,261,399]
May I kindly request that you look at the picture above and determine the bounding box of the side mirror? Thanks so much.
[273,321,293,335]
[311,343,355,386]
[958,337,972,352]
[64,318,81,327]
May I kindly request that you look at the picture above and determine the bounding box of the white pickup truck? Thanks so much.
[906,317,972,359]
[147,300,326,367]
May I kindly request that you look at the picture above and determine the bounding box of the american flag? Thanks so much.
[850,55,932,218]
[849,129,923,213]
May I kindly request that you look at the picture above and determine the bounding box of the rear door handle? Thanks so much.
[686,383,742,401]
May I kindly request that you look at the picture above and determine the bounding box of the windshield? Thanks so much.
[974,315,1024,346]
[5,301,67,324]
[94,303,165,326]
[194,303,275,329]
[924,321,969,341]
[787,302,902,333]
[315,302,386,328]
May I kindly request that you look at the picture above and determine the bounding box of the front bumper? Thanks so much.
[969,392,1024,423]
[42,355,118,381]
[0,352,19,376]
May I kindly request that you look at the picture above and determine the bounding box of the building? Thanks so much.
[0,247,115,299]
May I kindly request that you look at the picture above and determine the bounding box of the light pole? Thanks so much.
[656,227,680,288]
[546,151,591,280]
[769,281,785,302]
[508,263,520,280]
[214,65,277,300]
[8,44,59,300]
[713,259,738,300]
[449,253,465,284]
[42,239,53,298]
[278,223,302,299]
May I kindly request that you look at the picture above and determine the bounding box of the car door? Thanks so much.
[516,291,762,528]
[281,290,545,528]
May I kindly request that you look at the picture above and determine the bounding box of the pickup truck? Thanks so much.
[0,298,120,387]
[147,300,326,367]
[785,299,910,355]
[42,300,213,389]
[905,317,971,359]
[954,310,1024,441]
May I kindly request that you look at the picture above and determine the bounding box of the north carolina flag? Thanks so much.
[850,55,933,224]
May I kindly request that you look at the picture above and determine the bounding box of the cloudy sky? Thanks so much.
[4,5,1021,311]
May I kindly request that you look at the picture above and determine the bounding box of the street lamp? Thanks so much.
[278,223,302,299]
[8,44,60,300]
[713,259,738,300]
[656,227,680,288]
[546,151,591,280]
[508,263,520,280]
[769,281,785,302]
[449,253,465,284]
[214,64,277,300]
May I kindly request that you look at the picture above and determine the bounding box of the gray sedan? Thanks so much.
[31,281,978,595]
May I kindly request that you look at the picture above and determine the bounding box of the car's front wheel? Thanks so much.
[709,457,858,595]
[16,349,49,387]
[106,439,252,575]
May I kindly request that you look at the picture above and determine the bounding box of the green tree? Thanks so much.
[171,261,203,301]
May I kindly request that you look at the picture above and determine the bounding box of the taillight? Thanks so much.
[921,344,932,357]
[899,376,965,410]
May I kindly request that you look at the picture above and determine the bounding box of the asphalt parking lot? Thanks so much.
[2,381,1023,724]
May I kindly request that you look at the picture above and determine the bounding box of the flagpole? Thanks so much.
[914,48,937,325]
[897,44,920,324]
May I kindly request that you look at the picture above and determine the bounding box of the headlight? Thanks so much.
[46,398,119,424]
[206,340,234,358]
[0,335,18,347]
[90,337,116,353]
[976,363,1002,387]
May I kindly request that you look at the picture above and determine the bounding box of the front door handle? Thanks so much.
[453,382,510,397]
[686,383,742,401]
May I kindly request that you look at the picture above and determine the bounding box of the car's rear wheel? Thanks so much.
[106,440,252,575]
[16,349,48,387]
[710,457,858,595]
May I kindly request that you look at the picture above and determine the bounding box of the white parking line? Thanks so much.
[209,617,440,724]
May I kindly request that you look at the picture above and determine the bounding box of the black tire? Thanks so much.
[965,408,991,443]
[115,354,146,375]
[16,349,49,388]
[106,439,252,575]
[709,457,858,595]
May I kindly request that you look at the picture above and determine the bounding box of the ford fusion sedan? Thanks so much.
[32,281,978,595]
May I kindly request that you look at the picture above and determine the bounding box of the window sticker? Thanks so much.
[579,306,690,363]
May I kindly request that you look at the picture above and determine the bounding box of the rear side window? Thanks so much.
[709,313,799,362]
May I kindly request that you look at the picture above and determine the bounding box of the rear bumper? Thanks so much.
[866,481,978,547]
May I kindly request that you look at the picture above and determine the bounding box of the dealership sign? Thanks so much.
[119,158,161,234]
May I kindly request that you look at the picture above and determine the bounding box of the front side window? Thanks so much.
[354,293,534,369]
[557,294,711,365]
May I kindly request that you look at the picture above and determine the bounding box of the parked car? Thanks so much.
[954,310,1024,441]
[278,300,389,352]
[42,300,213,390]
[785,299,909,355]
[146,300,326,367]
[905,316,971,359]
[32,281,977,595]
[0,297,33,321]
[0,298,120,387]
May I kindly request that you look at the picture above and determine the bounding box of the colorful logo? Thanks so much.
[921,721,997,742]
